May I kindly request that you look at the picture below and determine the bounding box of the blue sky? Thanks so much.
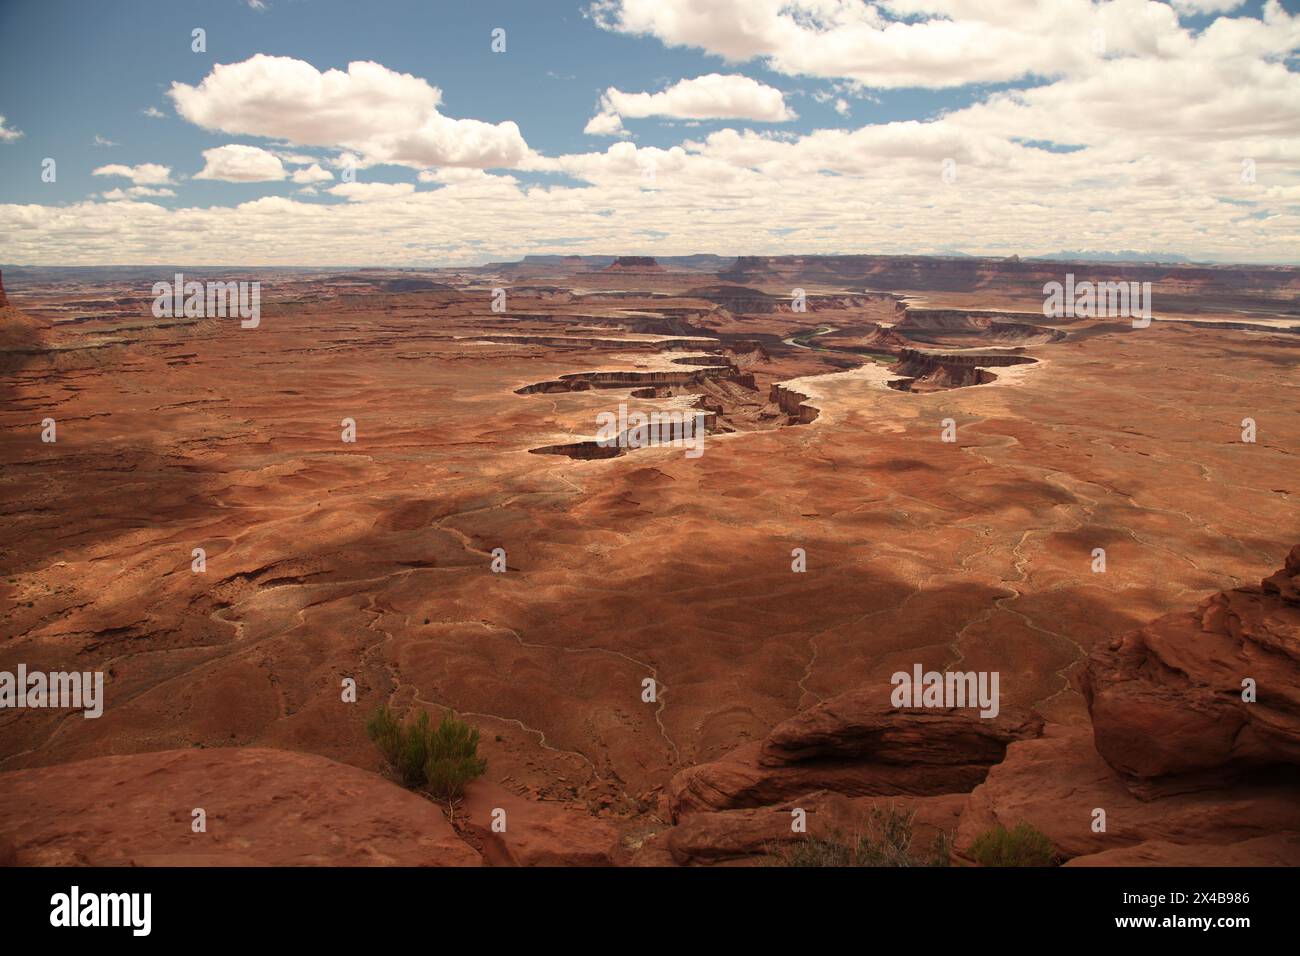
[0,0,1008,204]
[1,0,1298,264]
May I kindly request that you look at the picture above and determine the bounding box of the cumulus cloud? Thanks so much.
[6,4,1300,265]
[326,181,417,202]
[417,167,501,184]
[0,115,25,142]
[584,110,626,136]
[586,73,795,134]
[168,54,531,169]
[5,121,1295,265]
[589,0,1207,89]
[290,163,334,184]
[142,106,166,119]
[101,186,177,200]
[193,144,288,182]
[91,162,174,185]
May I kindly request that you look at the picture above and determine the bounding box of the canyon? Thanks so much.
[0,254,1296,867]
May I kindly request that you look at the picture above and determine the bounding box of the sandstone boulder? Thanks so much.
[761,690,1043,765]
[459,780,622,866]
[1081,545,1300,792]
[953,725,1300,864]
[671,692,1042,819]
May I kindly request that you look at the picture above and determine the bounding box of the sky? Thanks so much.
[0,0,1298,265]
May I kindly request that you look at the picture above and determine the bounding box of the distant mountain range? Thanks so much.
[1029,250,1196,264]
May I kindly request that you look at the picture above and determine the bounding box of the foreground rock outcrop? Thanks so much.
[460,780,622,866]
[951,546,1300,866]
[665,791,965,866]
[661,548,1300,866]
[669,685,1042,821]
[0,748,481,866]
[953,725,1300,863]
[1064,834,1300,866]
[1081,544,1300,793]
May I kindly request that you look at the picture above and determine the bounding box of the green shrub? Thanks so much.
[366,705,429,788]
[769,804,951,867]
[968,822,1057,867]
[366,706,487,799]
[422,713,488,801]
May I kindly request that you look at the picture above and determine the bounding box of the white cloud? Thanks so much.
[417,167,499,184]
[168,54,530,169]
[272,150,320,166]
[6,5,1300,265]
[93,134,118,147]
[0,115,21,142]
[193,144,288,182]
[584,110,626,136]
[587,73,795,133]
[7,133,1295,264]
[290,163,334,184]
[326,181,417,202]
[142,106,166,119]
[101,186,176,200]
[589,0,1199,89]
[91,162,174,186]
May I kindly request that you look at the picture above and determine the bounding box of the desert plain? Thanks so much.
[0,253,1297,866]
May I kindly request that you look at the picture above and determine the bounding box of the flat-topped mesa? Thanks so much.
[686,284,781,314]
[599,255,665,273]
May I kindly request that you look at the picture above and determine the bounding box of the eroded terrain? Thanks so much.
[1,255,1297,865]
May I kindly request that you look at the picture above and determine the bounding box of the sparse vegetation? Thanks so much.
[768,804,951,867]
[968,822,1058,867]
[366,706,487,800]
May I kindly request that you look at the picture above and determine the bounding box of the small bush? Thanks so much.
[366,706,429,788]
[775,836,854,867]
[422,713,489,801]
[968,822,1057,867]
[366,706,487,799]
[769,804,951,867]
